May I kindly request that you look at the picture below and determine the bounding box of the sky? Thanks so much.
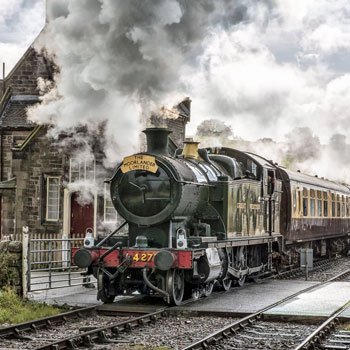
[1,0,350,150]
[0,0,45,75]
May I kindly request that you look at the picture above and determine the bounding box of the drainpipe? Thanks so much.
[0,62,4,181]
[0,128,3,181]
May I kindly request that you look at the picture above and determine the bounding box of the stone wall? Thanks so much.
[3,48,52,97]
[0,240,22,294]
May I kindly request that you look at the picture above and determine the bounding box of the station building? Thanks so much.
[0,37,190,242]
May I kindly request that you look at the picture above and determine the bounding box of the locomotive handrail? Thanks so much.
[173,178,216,187]
[95,220,127,248]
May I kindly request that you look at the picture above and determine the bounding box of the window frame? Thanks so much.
[69,157,96,183]
[104,183,118,223]
[45,176,60,222]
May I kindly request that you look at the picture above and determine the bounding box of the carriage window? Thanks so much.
[347,197,350,217]
[323,191,328,217]
[302,188,308,216]
[293,190,297,214]
[331,193,335,217]
[341,196,345,217]
[309,189,315,216]
[310,198,315,216]
[317,199,322,217]
[336,194,340,217]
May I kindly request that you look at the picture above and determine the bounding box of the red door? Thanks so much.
[70,192,94,238]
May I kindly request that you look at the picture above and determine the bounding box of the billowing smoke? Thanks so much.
[28,0,280,167]
[26,0,350,201]
[196,119,350,184]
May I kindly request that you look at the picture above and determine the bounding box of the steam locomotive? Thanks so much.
[73,128,350,305]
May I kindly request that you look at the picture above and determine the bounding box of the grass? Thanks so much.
[0,287,61,325]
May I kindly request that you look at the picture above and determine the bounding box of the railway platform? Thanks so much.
[264,281,350,319]
[30,278,350,320]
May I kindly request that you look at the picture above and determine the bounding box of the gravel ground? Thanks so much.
[293,257,350,282]
[0,314,131,350]
[0,314,239,349]
[91,315,240,350]
[208,321,319,350]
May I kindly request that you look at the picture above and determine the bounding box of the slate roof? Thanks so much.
[0,95,39,129]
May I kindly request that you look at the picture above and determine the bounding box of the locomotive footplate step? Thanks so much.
[174,280,317,314]
[264,281,350,319]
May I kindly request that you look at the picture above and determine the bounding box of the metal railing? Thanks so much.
[24,233,94,294]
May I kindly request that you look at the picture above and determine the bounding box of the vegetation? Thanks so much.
[0,251,19,286]
[0,288,61,325]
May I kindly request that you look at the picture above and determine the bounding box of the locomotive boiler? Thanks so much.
[73,127,350,305]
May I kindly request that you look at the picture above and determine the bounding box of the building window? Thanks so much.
[69,158,95,183]
[104,184,117,222]
[46,176,60,221]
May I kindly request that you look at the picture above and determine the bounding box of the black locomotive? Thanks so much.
[73,128,350,305]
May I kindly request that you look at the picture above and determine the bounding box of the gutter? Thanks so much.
[12,125,43,152]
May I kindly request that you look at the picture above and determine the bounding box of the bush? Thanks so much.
[0,251,19,287]
[0,287,61,324]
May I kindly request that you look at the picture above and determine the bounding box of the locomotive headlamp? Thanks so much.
[176,227,188,249]
[135,235,148,248]
[154,250,176,271]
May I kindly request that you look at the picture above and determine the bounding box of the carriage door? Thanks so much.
[263,169,276,234]
[70,192,94,238]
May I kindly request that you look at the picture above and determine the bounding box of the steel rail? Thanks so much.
[293,300,350,350]
[182,267,350,350]
[33,308,170,350]
[272,257,341,280]
[0,306,96,339]
[290,268,350,350]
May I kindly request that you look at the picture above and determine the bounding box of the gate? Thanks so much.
[23,232,95,294]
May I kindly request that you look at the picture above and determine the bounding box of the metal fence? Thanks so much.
[23,233,94,294]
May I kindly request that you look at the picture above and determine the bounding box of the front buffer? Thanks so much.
[72,246,195,305]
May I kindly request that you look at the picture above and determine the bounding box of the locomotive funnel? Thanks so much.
[143,128,172,156]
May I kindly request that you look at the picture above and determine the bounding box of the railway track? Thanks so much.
[273,256,350,281]
[0,306,96,339]
[182,268,350,350]
[293,300,350,350]
[1,261,349,349]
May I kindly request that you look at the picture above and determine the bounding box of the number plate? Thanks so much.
[132,252,155,262]
[125,250,157,267]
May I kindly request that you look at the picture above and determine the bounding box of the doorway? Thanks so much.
[70,192,94,238]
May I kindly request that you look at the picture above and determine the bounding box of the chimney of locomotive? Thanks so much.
[182,138,200,159]
[143,127,172,156]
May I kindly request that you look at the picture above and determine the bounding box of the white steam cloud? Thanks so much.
[27,0,350,177]
[196,120,350,184]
